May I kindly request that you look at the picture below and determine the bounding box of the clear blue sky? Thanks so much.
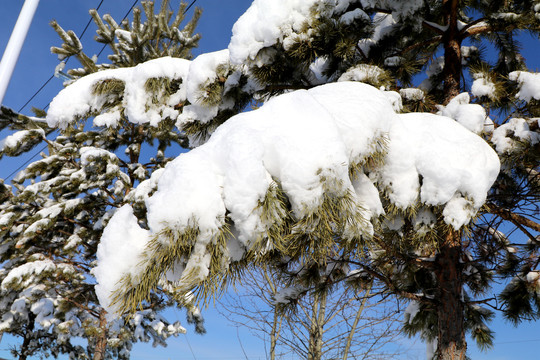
[1,1,539,359]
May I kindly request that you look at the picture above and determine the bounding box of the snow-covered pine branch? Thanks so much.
[93,81,500,316]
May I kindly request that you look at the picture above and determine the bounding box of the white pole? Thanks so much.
[0,0,41,106]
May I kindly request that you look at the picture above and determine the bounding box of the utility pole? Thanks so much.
[0,0,40,105]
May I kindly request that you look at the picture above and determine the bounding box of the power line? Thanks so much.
[5,0,197,181]
[18,0,105,113]
[185,0,198,14]
[3,147,45,181]
[96,0,140,58]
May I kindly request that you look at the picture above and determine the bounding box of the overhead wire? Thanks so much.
[4,0,199,182]
[4,0,112,182]
[17,0,105,113]
[97,0,140,58]
[4,0,109,181]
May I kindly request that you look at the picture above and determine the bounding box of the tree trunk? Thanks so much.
[270,306,283,360]
[434,229,466,360]
[342,282,372,360]
[308,291,327,360]
[93,310,108,360]
[442,0,462,103]
[18,313,36,360]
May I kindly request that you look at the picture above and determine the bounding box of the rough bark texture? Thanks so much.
[442,0,462,103]
[435,229,466,360]
[93,310,108,360]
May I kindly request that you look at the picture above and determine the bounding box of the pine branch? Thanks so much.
[485,203,540,233]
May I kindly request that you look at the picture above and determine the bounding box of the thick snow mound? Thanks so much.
[94,205,151,319]
[96,82,500,316]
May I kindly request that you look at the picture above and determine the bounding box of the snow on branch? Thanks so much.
[93,81,500,317]
[46,50,251,139]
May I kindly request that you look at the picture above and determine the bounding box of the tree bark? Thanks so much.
[434,229,466,360]
[93,310,108,360]
[308,291,327,360]
[442,0,462,103]
[342,283,372,360]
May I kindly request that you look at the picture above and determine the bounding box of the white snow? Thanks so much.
[176,50,231,126]
[471,76,497,100]
[357,13,396,56]
[399,88,424,102]
[492,118,540,154]
[47,51,241,134]
[47,57,190,129]
[97,82,500,309]
[437,93,494,134]
[382,112,499,223]
[1,260,56,289]
[509,71,540,102]
[228,0,320,64]
[338,64,387,85]
[340,8,369,25]
[93,205,151,318]
[0,129,45,152]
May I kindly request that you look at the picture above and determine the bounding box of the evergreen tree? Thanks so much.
[13,1,539,360]
[0,1,206,358]
[223,1,540,359]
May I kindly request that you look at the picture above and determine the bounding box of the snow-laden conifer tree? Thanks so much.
[13,1,540,360]
[0,1,218,359]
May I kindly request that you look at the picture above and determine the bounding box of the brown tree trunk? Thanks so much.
[93,310,108,360]
[434,229,466,360]
[442,0,462,103]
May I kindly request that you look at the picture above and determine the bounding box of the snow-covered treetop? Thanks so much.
[92,81,500,317]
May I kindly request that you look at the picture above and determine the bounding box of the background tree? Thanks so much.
[0,1,205,359]
[221,265,403,360]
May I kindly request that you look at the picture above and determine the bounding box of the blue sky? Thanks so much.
[1,1,540,359]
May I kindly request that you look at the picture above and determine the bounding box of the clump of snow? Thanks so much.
[437,93,494,134]
[1,260,56,289]
[492,118,540,154]
[97,82,500,311]
[383,90,403,112]
[384,56,404,67]
[382,112,499,223]
[357,13,396,56]
[47,52,240,131]
[399,88,424,102]
[228,0,320,64]
[338,64,387,84]
[274,285,305,304]
[419,56,444,91]
[404,300,420,324]
[361,0,424,20]
[340,8,369,24]
[0,129,45,152]
[176,50,231,126]
[509,71,540,102]
[309,57,330,85]
[93,205,151,318]
[471,75,497,100]
[47,57,190,129]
